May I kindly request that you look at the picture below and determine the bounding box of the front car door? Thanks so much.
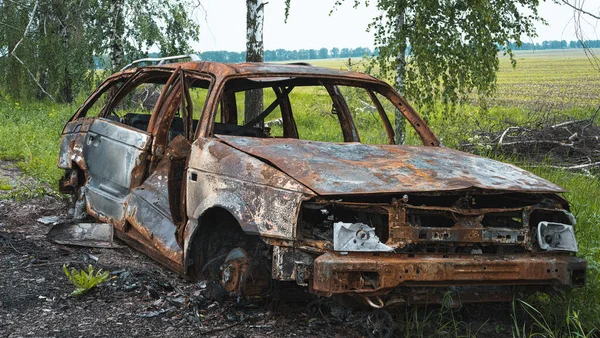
[122,70,213,272]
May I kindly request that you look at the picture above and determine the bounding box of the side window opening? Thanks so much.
[77,71,211,140]
[287,86,344,142]
[113,82,166,132]
[232,88,284,138]
[213,79,347,142]
[211,78,405,145]
[339,86,394,145]
[76,80,125,118]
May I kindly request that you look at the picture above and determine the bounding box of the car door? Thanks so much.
[67,69,177,228]
[123,70,212,272]
[81,116,152,227]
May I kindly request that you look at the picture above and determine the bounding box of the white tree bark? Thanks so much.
[109,0,125,72]
[245,0,265,125]
[394,5,407,145]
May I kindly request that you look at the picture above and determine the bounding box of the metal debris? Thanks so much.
[37,216,63,226]
[47,222,119,248]
[333,222,393,252]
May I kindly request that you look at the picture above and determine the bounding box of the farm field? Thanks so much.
[1,49,599,336]
[310,49,600,111]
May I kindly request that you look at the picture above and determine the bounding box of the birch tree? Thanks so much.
[245,0,265,125]
[89,0,200,72]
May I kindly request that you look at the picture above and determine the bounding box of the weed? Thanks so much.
[63,264,109,296]
[511,298,599,338]
[0,178,12,191]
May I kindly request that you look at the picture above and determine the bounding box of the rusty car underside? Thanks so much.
[57,60,587,308]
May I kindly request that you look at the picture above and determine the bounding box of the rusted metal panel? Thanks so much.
[216,135,566,195]
[184,138,315,245]
[271,246,314,284]
[58,118,94,171]
[123,137,190,268]
[311,252,586,295]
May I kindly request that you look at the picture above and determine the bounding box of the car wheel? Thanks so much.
[198,216,272,297]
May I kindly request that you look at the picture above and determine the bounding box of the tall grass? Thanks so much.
[0,98,76,186]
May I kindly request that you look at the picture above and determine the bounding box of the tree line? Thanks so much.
[93,39,600,69]
[196,47,372,63]
[190,40,600,64]
[94,47,372,67]
[507,39,600,50]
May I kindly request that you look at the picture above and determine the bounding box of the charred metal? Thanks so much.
[56,58,587,309]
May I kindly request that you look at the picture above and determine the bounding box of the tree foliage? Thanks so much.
[332,0,544,111]
[0,0,94,101]
[0,0,199,102]
[88,0,199,71]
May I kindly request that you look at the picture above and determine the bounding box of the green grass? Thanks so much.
[524,166,600,328]
[0,98,76,186]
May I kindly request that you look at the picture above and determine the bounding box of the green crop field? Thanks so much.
[1,50,599,333]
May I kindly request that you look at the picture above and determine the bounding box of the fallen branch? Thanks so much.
[527,162,600,172]
[499,139,575,148]
[498,126,524,146]
[561,161,600,170]
[551,120,584,129]
[461,114,600,171]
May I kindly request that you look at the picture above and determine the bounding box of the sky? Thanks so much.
[192,0,600,52]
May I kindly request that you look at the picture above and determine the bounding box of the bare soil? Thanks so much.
[0,161,515,338]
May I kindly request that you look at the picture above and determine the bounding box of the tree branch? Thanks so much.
[560,0,600,20]
[0,21,20,32]
[11,0,38,55]
[10,53,55,101]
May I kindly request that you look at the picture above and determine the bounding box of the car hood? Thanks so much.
[217,135,565,195]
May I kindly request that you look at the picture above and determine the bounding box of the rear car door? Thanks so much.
[59,69,180,229]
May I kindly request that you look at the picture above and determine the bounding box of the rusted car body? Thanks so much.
[58,60,586,307]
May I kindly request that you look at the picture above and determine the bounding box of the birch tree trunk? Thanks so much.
[109,0,125,72]
[245,0,265,126]
[394,4,407,145]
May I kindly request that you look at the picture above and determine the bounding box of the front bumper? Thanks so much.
[311,252,586,295]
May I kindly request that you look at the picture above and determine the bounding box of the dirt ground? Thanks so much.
[0,162,516,338]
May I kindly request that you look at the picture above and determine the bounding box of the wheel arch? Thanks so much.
[184,206,248,279]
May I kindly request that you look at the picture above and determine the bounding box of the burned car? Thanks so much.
[58,56,586,307]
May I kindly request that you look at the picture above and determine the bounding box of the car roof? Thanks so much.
[118,60,380,82]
